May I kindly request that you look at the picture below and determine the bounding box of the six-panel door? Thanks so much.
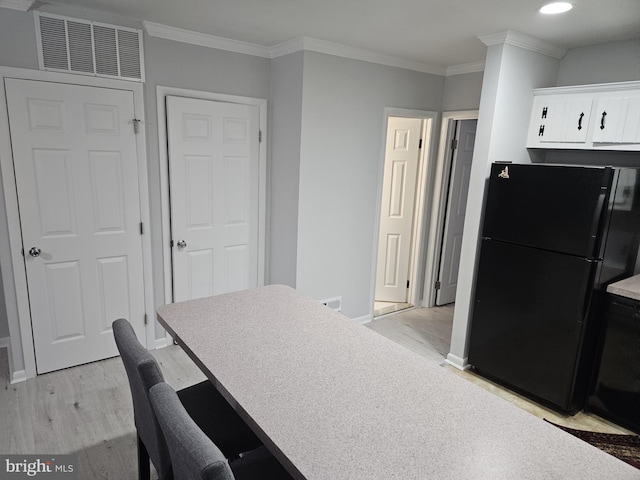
[166,96,260,302]
[6,79,146,373]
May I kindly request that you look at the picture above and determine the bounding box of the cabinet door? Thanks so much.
[591,96,639,144]
[559,97,592,143]
[528,95,563,144]
[529,95,592,145]
[621,97,640,143]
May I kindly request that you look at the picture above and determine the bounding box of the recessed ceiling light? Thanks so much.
[539,2,573,14]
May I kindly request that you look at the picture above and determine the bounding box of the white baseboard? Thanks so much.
[154,337,171,349]
[0,337,24,384]
[351,314,372,325]
[11,369,26,384]
[445,353,470,370]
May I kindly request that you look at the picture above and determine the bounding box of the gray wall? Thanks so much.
[0,6,273,369]
[0,9,39,70]
[442,71,484,111]
[268,51,304,287]
[0,8,41,349]
[557,40,640,86]
[143,34,271,333]
[0,266,7,338]
[296,52,445,318]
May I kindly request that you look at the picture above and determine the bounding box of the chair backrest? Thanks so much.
[112,318,172,479]
[150,382,235,480]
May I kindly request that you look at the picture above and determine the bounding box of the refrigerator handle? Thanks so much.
[587,186,609,253]
[577,258,599,323]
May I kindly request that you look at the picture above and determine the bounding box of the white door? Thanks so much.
[375,117,422,303]
[436,119,476,306]
[5,79,146,374]
[166,96,260,302]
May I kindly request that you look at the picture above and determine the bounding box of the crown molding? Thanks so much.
[446,61,485,76]
[478,29,567,59]
[144,21,483,76]
[269,37,305,58]
[143,21,271,58]
[293,37,447,76]
[0,0,34,11]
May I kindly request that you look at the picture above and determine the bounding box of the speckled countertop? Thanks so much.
[607,274,640,301]
[157,285,640,480]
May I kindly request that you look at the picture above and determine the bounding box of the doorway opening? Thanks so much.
[423,111,478,310]
[369,110,477,362]
[434,118,477,306]
[373,110,436,318]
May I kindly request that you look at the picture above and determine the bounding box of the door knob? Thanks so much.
[29,247,41,257]
[176,240,187,248]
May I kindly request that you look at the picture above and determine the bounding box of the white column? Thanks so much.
[447,31,562,369]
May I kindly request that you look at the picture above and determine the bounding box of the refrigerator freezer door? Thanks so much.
[483,164,612,258]
[469,239,598,412]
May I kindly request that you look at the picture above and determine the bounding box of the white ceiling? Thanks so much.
[41,0,640,69]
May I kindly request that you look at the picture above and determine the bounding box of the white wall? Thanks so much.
[447,43,560,367]
[268,52,304,287]
[296,51,444,318]
[557,40,640,86]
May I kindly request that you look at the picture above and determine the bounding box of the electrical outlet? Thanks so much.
[320,296,342,312]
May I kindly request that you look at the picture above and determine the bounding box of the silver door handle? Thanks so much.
[29,247,41,257]
[176,240,187,248]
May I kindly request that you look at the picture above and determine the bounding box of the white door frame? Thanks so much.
[369,107,438,319]
[422,110,478,308]
[156,86,267,327]
[0,67,154,382]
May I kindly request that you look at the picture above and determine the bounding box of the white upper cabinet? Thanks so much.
[592,95,640,144]
[527,81,640,151]
[531,95,592,144]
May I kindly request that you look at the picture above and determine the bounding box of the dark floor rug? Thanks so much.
[545,419,640,469]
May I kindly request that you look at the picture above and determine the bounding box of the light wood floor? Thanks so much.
[0,344,207,479]
[366,305,634,435]
[0,304,633,479]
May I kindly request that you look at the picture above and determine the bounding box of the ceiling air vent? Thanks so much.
[35,13,145,82]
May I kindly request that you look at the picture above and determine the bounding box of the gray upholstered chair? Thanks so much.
[149,381,294,480]
[112,318,262,480]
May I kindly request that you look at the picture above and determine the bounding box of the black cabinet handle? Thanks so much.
[538,125,545,136]
[577,112,584,131]
[541,107,548,119]
[600,111,607,130]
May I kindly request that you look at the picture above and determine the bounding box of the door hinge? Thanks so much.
[435,281,441,289]
[259,130,262,143]
[451,138,458,150]
[170,240,174,248]
[418,139,423,149]
[139,222,144,235]
[407,280,410,289]
[132,118,141,134]
[144,313,148,325]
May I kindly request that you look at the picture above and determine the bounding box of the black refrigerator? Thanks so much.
[468,163,640,414]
